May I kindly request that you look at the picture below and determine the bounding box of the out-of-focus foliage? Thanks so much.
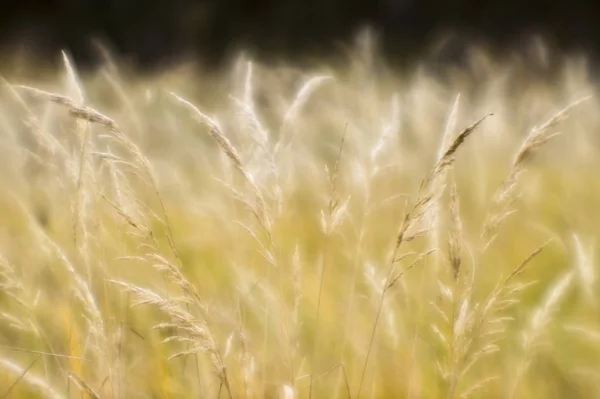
[1,0,599,70]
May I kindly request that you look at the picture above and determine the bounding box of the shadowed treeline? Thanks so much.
[0,0,598,70]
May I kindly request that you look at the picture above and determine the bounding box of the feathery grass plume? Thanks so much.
[278,75,333,150]
[481,96,591,250]
[441,241,551,399]
[12,86,121,140]
[428,93,461,273]
[0,358,64,399]
[397,114,491,259]
[357,114,489,398]
[310,131,348,398]
[11,85,138,163]
[168,93,244,170]
[61,50,84,105]
[427,165,470,399]
[61,50,95,269]
[1,78,70,160]
[426,114,492,188]
[438,95,462,191]
[480,244,546,350]
[16,84,181,263]
[109,177,233,396]
[230,95,270,152]
[281,75,333,131]
[111,279,233,398]
[229,57,270,150]
[525,272,573,347]
[368,94,400,171]
[229,59,282,214]
[440,94,462,161]
[508,271,574,398]
[442,170,469,399]
[572,233,595,306]
[169,92,270,230]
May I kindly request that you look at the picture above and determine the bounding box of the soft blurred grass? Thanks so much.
[0,36,599,398]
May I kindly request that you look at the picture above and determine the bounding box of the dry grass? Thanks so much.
[0,35,599,398]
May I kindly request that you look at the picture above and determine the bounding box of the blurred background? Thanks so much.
[0,0,598,71]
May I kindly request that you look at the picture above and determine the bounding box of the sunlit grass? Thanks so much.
[0,36,599,398]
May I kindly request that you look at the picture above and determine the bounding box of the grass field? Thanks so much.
[0,37,599,398]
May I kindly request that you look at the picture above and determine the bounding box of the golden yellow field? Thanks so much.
[1,38,599,398]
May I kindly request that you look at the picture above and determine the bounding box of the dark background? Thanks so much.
[0,0,598,70]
